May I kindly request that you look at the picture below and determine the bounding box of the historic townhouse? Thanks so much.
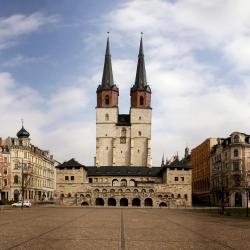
[0,126,56,201]
[56,37,192,208]
[0,139,11,200]
[191,138,217,205]
[210,132,250,207]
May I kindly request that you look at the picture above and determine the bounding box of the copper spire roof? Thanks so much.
[97,36,118,92]
[131,36,151,93]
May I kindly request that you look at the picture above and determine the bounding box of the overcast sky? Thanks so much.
[1,0,250,166]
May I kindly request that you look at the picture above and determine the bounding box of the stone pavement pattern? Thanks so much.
[0,207,250,250]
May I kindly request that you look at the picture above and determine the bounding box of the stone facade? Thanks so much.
[210,132,250,208]
[56,158,192,208]
[0,127,56,202]
[95,36,152,167]
[56,37,192,208]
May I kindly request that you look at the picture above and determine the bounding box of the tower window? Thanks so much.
[138,131,142,136]
[140,96,144,105]
[105,95,110,105]
[139,116,141,120]
[105,114,109,121]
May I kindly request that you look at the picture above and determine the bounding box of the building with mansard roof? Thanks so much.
[55,36,192,208]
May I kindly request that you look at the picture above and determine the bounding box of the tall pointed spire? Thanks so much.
[101,34,114,88]
[135,34,147,88]
[161,154,165,167]
[131,33,151,95]
[96,34,118,108]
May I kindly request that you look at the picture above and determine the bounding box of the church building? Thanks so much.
[56,36,192,208]
[96,36,152,167]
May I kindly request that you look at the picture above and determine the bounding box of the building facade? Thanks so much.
[0,126,56,201]
[210,132,250,208]
[56,37,192,208]
[56,158,192,208]
[191,138,217,205]
[96,37,152,167]
[0,139,11,200]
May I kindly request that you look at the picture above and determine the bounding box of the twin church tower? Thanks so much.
[95,36,152,167]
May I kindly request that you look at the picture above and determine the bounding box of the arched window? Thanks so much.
[14,175,19,184]
[121,179,127,187]
[140,96,144,105]
[105,114,109,121]
[177,194,181,198]
[120,127,126,144]
[112,179,119,187]
[68,193,71,198]
[138,131,142,136]
[234,149,239,157]
[129,179,136,187]
[234,135,239,143]
[105,95,110,105]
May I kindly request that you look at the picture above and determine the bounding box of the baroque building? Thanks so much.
[56,37,192,208]
[210,132,250,208]
[0,126,56,201]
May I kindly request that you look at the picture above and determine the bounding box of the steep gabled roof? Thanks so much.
[56,158,87,170]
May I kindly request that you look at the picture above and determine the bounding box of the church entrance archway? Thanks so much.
[235,192,242,207]
[159,202,167,207]
[120,198,128,206]
[95,198,104,206]
[108,198,116,206]
[14,190,19,201]
[144,198,153,207]
[132,198,141,207]
[81,202,89,206]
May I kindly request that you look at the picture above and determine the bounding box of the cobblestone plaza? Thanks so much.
[0,207,250,250]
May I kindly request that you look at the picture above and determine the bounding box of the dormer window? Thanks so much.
[234,135,239,143]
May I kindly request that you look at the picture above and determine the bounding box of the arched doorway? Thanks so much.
[95,198,104,206]
[159,202,167,207]
[14,190,19,201]
[235,192,242,207]
[81,202,89,206]
[132,198,141,207]
[144,198,153,207]
[120,198,128,207]
[108,198,116,206]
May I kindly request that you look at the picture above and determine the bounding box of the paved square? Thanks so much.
[0,207,250,250]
